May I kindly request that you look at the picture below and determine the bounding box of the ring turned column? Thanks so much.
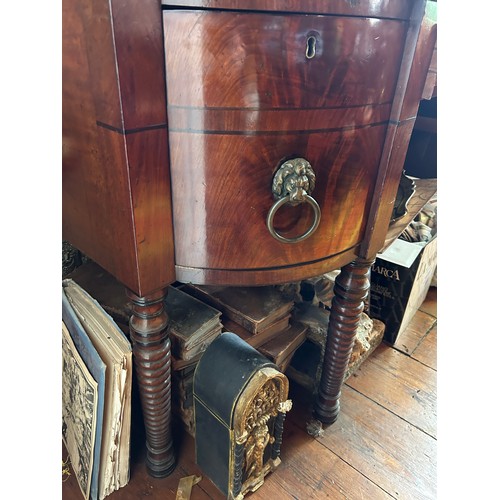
[126,288,176,477]
[314,258,373,425]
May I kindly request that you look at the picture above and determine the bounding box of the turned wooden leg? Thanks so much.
[127,287,176,477]
[314,258,373,425]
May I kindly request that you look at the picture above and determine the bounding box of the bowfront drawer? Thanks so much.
[162,9,408,284]
[164,11,406,109]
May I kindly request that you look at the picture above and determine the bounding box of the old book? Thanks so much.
[276,349,295,373]
[62,289,106,500]
[222,313,291,348]
[62,321,100,500]
[182,284,294,334]
[258,321,307,368]
[172,352,203,371]
[63,279,133,500]
[166,286,223,360]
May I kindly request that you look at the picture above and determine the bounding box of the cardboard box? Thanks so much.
[369,235,437,344]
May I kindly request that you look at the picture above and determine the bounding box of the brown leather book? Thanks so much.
[181,284,294,334]
[171,352,203,371]
[257,321,307,368]
[165,286,223,360]
[275,349,295,373]
[222,314,291,348]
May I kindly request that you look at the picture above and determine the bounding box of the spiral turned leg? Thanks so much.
[127,288,176,477]
[313,258,373,425]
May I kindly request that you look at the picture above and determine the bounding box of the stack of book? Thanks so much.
[257,321,307,371]
[165,286,223,434]
[62,279,133,500]
[181,284,305,371]
[182,284,294,334]
[166,286,223,364]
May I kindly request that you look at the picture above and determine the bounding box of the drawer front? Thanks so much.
[163,10,407,279]
[168,125,386,271]
[164,11,406,109]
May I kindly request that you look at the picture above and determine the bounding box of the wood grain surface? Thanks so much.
[412,324,437,371]
[162,10,412,283]
[393,309,437,356]
[360,3,435,258]
[316,385,436,500]
[347,343,437,438]
[62,0,176,296]
[63,0,430,292]
[163,12,405,109]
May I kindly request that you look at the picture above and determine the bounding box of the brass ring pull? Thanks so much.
[266,193,321,243]
[266,157,321,244]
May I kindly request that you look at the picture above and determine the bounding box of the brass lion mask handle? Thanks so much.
[266,158,321,243]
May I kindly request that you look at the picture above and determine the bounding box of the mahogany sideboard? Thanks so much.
[62,0,436,478]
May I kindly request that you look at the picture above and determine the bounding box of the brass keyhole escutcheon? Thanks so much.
[306,35,317,59]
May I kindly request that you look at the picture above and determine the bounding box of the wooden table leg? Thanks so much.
[126,287,176,477]
[313,258,373,425]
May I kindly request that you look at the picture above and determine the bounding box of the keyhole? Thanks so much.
[306,36,316,59]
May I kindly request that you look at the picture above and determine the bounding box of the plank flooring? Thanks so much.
[62,287,437,500]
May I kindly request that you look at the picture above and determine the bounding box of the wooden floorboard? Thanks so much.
[62,287,438,499]
[244,420,393,500]
[392,310,436,356]
[347,343,437,438]
[315,386,436,500]
[412,325,437,371]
